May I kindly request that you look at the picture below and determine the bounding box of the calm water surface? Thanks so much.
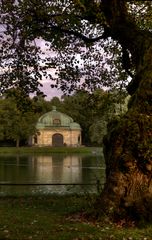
[0,152,105,195]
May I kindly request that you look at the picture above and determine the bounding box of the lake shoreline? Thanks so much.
[0,146,103,154]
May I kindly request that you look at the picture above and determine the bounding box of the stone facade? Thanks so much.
[33,107,81,147]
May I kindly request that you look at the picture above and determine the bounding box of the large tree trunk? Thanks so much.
[102,98,152,221]
[16,138,20,148]
[99,0,152,221]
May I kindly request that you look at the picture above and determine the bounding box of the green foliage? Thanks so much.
[89,119,107,146]
[2,0,151,94]
[0,95,38,147]
[0,0,151,98]
[60,89,128,145]
[0,88,127,147]
[128,2,152,30]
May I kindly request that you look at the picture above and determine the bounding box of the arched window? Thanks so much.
[53,118,61,126]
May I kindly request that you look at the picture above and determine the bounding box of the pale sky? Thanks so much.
[40,82,63,100]
[34,38,64,99]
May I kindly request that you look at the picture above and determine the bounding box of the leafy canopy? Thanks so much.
[0,0,152,95]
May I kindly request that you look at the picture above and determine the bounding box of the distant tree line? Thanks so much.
[0,88,128,147]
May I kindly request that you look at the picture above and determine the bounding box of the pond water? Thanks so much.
[0,152,105,195]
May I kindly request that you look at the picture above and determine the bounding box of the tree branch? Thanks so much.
[101,0,152,66]
[48,24,106,43]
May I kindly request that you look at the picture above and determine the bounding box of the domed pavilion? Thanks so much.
[33,106,81,147]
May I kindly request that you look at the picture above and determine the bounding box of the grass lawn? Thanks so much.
[0,146,102,155]
[0,195,151,240]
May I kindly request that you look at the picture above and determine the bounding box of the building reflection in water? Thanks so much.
[32,155,82,184]
[0,153,105,195]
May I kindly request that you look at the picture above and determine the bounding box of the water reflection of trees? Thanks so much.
[0,154,105,195]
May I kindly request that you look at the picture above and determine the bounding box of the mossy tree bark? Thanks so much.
[100,0,152,221]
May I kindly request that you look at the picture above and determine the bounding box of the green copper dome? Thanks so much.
[36,106,81,130]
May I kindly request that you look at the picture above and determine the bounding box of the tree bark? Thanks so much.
[16,138,20,148]
[99,0,152,221]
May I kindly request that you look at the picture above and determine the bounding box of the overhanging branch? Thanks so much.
[48,24,105,43]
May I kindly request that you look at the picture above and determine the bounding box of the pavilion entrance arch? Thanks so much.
[52,133,64,147]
